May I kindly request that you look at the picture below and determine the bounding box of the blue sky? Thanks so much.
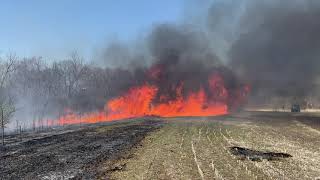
[0,0,185,59]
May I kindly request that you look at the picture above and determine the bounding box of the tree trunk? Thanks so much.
[1,126,4,146]
[19,125,22,142]
[1,108,4,146]
[33,119,35,132]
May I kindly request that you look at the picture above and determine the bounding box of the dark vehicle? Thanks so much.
[291,104,301,112]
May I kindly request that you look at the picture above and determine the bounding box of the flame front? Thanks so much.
[52,73,249,125]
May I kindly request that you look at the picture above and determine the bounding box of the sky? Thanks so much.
[0,0,185,60]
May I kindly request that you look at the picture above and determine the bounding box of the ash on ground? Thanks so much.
[230,146,292,162]
[0,119,163,179]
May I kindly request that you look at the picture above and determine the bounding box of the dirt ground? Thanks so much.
[1,112,320,180]
[0,118,163,179]
[109,112,320,180]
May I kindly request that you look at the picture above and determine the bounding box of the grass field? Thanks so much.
[109,112,320,180]
[1,112,319,179]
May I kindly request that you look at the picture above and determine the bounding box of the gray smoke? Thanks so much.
[96,22,247,109]
[206,0,320,105]
[96,0,320,106]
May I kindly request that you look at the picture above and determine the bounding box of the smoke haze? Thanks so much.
[225,0,320,104]
[5,0,320,130]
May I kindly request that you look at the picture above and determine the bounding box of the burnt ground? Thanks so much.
[1,111,320,180]
[0,118,163,180]
[229,146,292,161]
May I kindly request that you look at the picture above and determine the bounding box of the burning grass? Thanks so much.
[48,65,249,126]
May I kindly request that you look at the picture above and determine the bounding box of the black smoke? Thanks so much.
[226,0,320,103]
[97,0,320,107]
[147,24,243,106]
[97,23,247,109]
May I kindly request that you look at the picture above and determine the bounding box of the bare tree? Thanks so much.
[0,53,16,146]
[7,51,143,129]
[60,51,87,99]
[0,96,15,146]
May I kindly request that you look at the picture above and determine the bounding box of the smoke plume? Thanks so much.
[93,0,320,109]
[224,0,320,103]
[146,24,246,107]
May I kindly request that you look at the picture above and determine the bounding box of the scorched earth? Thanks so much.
[1,111,320,180]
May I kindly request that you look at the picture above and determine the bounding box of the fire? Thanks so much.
[51,72,249,126]
[106,85,157,120]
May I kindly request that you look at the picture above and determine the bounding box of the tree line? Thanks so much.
[0,52,142,146]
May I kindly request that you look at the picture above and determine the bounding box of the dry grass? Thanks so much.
[109,113,320,180]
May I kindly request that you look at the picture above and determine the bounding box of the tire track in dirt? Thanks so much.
[108,113,320,179]
[227,121,318,179]
[225,123,288,179]
[212,123,268,179]
[191,140,205,180]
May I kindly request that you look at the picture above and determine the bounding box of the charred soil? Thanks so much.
[0,118,163,179]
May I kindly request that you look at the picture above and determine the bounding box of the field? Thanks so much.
[110,112,320,180]
[1,112,320,179]
[0,119,163,179]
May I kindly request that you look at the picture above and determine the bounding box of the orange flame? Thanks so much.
[50,73,248,125]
